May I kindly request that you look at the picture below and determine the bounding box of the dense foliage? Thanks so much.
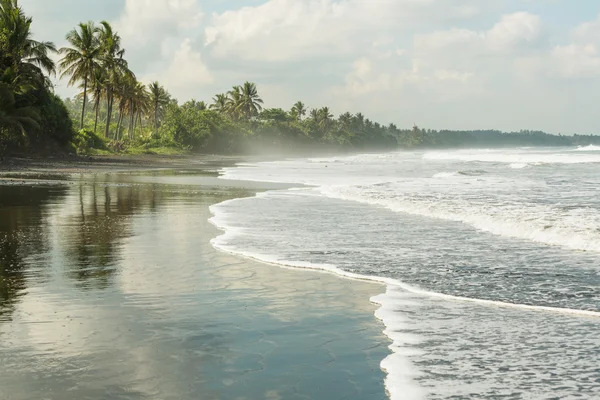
[0,0,73,151]
[2,0,599,155]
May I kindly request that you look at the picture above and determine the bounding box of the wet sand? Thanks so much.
[0,160,390,400]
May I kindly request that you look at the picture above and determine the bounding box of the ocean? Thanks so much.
[210,146,600,399]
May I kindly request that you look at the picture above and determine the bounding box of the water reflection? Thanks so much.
[0,172,388,400]
[61,182,162,290]
[0,186,67,319]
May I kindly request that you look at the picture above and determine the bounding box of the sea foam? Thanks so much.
[209,190,600,400]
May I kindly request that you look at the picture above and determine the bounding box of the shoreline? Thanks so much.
[0,154,393,400]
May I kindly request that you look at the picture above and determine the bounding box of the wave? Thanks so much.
[320,185,600,254]
[209,194,600,400]
[432,172,457,178]
[433,169,487,178]
[424,150,600,165]
[573,145,600,152]
[210,199,600,317]
[509,163,529,169]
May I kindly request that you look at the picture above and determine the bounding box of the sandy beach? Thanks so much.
[0,156,390,400]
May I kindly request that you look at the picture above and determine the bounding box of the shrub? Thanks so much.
[72,128,107,154]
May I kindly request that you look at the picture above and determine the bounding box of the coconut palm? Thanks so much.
[338,112,352,130]
[88,68,106,133]
[225,85,242,120]
[184,99,206,111]
[210,93,228,113]
[318,107,333,131]
[98,21,132,138]
[0,81,39,137]
[148,81,169,135]
[236,81,263,120]
[59,22,101,129]
[131,80,149,137]
[290,101,306,122]
[0,0,56,87]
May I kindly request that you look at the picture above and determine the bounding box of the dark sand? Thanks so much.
[0,156,390,400]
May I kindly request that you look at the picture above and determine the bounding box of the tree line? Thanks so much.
[1,0,599,156]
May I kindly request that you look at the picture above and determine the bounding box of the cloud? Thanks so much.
[116,0,203,46]
[203,0,502,62]
[115,0,204,75]
[142,38,213,99]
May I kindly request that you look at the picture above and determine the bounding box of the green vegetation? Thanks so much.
[1,0,599,157]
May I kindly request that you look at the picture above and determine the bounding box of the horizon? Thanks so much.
[19,0,600,135]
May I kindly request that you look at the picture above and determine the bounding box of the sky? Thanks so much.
[19,0,600,134]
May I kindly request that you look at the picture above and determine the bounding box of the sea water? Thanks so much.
[210,147,600,399]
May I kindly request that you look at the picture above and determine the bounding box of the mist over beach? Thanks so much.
[2,0,600,399]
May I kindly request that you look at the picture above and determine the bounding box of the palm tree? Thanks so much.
[0,0,57,87]
[290,101,306,122]
[318,107,333,131]
[210,93,228,113]
[88,68,105,133]
[237,81,263,120]
[148,81,169,135]
[98,21,132,138]
[184,99,207,111]
[59,22,101,129]
[338,112,352,130]
[226,85,242,120]
[0,81,39,136]
[131,81,149,137]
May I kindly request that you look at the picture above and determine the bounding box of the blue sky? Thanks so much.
[19,0,600,134]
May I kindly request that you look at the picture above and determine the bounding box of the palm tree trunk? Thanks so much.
[93,100,100,133]
[104,89,113,139]
[80,78,88,130]
[154,103,158,136]
[132,111,137,140]
[116,111,124,141]
[129,112,134,140]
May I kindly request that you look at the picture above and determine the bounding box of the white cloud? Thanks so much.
[486,12,542,52]
[116,0,203,47]
[551,44,600,78]
[154,38,213,98]
[203,0,501,62]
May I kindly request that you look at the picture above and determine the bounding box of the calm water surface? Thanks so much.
[0,169,389,400]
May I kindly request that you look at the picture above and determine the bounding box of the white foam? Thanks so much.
[573,145,600,151]
[320,185,600,253]
[509,163,529,169]
[432,172,457,178]
[424,149,600,164]
[209,194,600,400]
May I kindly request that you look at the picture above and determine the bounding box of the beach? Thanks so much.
[0,157,390,400]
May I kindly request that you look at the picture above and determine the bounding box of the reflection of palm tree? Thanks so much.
[0,184,68,320]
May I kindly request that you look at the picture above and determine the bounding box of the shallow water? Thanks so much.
[213,147,600,399]
[0,170,389,400]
